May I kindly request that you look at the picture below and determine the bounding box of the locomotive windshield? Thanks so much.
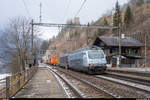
[88,50,104,59]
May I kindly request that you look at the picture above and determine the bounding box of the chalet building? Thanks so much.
[93,36,144,67]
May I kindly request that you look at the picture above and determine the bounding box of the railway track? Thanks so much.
[52,66,150,98]
[47,66,115,98]
[96,75,150,94]
[47,67,84,98]
[105,71,150,87]
[106,69,150,77]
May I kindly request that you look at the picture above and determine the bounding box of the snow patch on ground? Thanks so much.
[38,63,47,67]
[96,75,150,93]
[47,68,73,98]
[47,66,86,98]
[0,73,11,87]
[0,73,11,80]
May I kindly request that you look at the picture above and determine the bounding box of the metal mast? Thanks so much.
[145,33,147,67]
[39,3,42,23]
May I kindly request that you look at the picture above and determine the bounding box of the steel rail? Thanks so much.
[96,75,150,93]
[47,67,84,98]
[51,66,118,98]
[105,72,150,86]
[106,69,150,77]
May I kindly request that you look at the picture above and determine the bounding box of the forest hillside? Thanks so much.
[48,0,150,59]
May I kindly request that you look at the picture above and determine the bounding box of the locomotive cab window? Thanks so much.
[88,50,104,59]
[83,52,86,55]
[82,52,87,57]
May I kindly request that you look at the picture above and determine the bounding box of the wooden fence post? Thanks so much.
[6,76,10,99]
[24,71,25,83]
[28,69,31,80]
[27,69,28,80]
[4,68,38,99]
[17,73,20,90]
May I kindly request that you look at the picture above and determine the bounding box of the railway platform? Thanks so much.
[107,67,150,74]
[14,65,67,98]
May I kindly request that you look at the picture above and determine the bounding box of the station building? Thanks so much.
[93,36,144,67]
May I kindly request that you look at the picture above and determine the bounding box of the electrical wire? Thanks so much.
[22,0,31,17]
[74,0,87,17]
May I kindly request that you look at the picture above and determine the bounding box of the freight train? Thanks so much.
[48,57,59,65]
[59,45,107,74]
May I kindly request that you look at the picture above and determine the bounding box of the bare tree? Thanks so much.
[0,17,39,74]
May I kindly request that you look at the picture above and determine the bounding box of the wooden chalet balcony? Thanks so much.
[122,53,143,59]
[107,52,143,59]
[107,52,119,57]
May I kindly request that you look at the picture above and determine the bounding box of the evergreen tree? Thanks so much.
[124,5,132,28]
[96,18,108,36]
[113,1,122,29]
[96,29,105,36]
[104,18,108,26]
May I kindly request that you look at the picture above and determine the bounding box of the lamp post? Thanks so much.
[31,19,34,66]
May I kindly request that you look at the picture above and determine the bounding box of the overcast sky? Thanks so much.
[0,0,129,40]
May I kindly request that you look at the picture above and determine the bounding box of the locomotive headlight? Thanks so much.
[100,64,106,66]
[89,64,94,66]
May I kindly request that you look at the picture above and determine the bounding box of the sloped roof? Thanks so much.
[98,36,144,47]
[68,45,102,54]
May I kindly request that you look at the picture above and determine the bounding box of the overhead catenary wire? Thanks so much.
[22,0,31,17]
[75,0,87,17]
[33,23,119,29]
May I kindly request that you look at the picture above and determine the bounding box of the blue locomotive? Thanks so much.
[59,45,107,74]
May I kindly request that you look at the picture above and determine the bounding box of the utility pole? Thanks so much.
[31,19,34,66]
[69,27,72,52]
[31,19,34,53]
[145,33,147,67]
[111,8,115,33]
[39,3,42,23]
[118,25,121,67]
[87,23,89,45]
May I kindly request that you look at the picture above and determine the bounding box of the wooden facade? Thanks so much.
[93,36,144,67]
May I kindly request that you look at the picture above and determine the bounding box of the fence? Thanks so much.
[0,67,38,99]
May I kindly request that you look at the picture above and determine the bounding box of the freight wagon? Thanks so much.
[49,57,59,66]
